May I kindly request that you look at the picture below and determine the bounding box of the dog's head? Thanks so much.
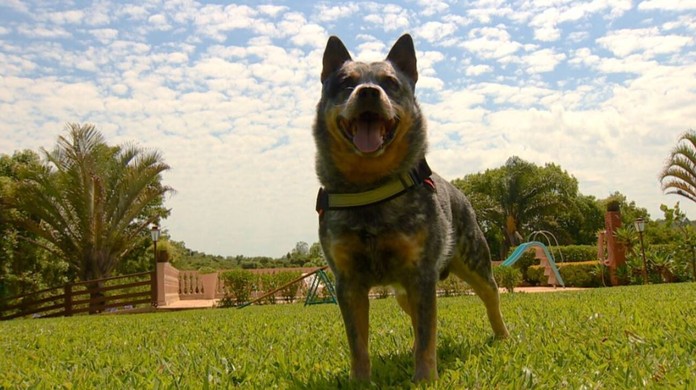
[314,34,427,188]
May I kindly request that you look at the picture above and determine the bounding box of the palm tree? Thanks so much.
[15,123,173,312]
[660,130,696,203]
[454,156,578,257]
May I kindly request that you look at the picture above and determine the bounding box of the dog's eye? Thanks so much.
[381,76,400,93]
[339,76,357,91]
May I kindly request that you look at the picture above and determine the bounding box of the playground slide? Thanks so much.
[501,241,565,287]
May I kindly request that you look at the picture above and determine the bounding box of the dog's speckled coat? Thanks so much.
[313,34,509,382]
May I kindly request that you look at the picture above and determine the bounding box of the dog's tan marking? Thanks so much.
[377,228,427,270]
[328,233,363,278]
[449,259,509,339]
[329,228,428,280]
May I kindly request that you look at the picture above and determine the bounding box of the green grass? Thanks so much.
[1,283,695,389]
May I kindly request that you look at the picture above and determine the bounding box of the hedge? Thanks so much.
[528,261,605,287]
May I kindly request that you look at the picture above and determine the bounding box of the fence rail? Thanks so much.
[0,271,156,321]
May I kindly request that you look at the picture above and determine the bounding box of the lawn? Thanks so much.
[1,283,694,389]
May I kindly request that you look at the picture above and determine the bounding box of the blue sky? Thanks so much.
[1,1,695,257]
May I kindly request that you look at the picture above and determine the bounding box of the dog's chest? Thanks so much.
[320,192,446,284]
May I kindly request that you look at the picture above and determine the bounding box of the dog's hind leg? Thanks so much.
[450,258,509,339]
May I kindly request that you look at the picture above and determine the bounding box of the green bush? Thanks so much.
[526,266,545,286]
[493,266,522,293]
[371,286,391,299]
[553,245,598,263]
[258,273,281,304]
[220,269,255,306]
[558,261,603,287]
[197,266,216,274]
[529,261,604,287]
[275,271,302,303]
[438,276,471,297]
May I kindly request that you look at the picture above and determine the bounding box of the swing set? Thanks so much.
[237,266,337,308]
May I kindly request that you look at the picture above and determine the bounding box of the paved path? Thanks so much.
[507,286,586,293]
[157,287,587,310]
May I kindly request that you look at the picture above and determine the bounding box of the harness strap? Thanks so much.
[316,159,433,213]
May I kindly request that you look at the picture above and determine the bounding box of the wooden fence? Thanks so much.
[0,271,156,320]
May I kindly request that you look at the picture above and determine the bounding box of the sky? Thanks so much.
[1,1,695,258]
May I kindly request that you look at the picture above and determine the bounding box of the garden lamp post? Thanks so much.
[151,225,160,265]
[634,218,648,284]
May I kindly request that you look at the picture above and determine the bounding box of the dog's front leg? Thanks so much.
[336,279,371,382]
[405,275,439,382]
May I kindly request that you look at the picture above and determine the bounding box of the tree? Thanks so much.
[660,130,696,204]
[13,123,173,311]
[453,156,581,258]
[0,151,70,298]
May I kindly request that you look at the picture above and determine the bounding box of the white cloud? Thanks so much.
[313,3,360,22]
[258,5,287,18]
[417,0,449,16]
[363,4,411,32]
[569,47,600,67]
[42,10,85,25]
[597,28,694,58]
[465,64,493,76]
[119,4,149,20]
[466,0,516,24]
[521,48,567,73]
[148,14,172,31]
[415,21,458,43]
[90,28,118,44]
[1,0,29,13]
[16,24,72,39]
[194,4,260,41]
[461,26,522,60]
[638,0,696,11]
[530,8,561,41]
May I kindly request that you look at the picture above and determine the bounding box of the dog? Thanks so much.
[313,34,509,383]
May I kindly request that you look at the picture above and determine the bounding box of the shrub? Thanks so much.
[372,286,391,299]
[558,261,603,287]
[220,269,255,306]
[438,276,471,297]
[529,261,604,287]
[275,271,302,303]
[493,266,522,293]
[552,245,598,263]
[526,266,545,286]
[258,273,281,304]
[197,266,216,274]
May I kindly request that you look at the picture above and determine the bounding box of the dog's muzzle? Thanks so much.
[339,86,398,154]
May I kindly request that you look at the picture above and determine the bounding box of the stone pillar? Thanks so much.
[157,262,181,306]
[605,210,626,285]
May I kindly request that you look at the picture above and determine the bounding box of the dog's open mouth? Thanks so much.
[339,112,398,154]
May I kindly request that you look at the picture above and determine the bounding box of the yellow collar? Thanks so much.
[316,159,432,213]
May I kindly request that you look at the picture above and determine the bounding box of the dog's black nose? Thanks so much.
[358,86,380,99]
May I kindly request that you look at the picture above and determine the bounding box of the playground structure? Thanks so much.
[500,231,566,287]
[238,266,336,308]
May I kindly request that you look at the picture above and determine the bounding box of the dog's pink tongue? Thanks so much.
[353,120,383,153]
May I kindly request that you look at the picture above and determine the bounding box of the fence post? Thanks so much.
[64,284,73,317]
[151,271,157,307]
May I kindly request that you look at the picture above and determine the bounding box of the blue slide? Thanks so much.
[500,241,565,287]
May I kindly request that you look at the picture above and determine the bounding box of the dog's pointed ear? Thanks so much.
[386,34,418,86]
[321,36,352,83]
